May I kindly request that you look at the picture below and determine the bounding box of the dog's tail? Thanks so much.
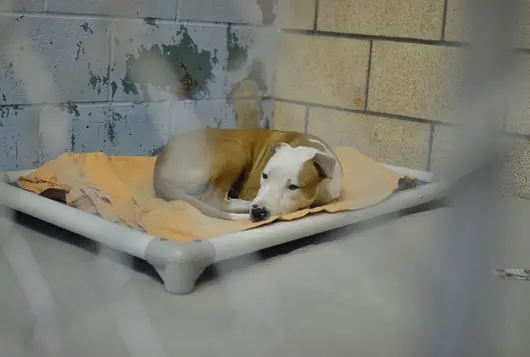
[154,178,249,221]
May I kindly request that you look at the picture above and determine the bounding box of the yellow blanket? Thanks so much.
[16,147,402,243]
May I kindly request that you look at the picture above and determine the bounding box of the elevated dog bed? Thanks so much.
[0,147,446,294]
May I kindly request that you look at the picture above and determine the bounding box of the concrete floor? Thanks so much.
[1,199,530,357]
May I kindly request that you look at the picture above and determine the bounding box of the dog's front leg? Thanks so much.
[204,191,252,213]
[202,184,252,214]
[227,199,253,213]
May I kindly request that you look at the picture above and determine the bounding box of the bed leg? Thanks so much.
[162,259,211,294]
[145,238,216,295]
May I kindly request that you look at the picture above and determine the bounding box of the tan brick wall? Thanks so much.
[307,107,431,170]
[272,0,530,199]
[318,0,445,40]
[277,0,316,30]
[275,33,370,109]
[272,101,307,132]
[368,41,461,121]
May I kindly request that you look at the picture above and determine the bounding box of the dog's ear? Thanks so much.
[312,152,337,179]
[269,142,289,156]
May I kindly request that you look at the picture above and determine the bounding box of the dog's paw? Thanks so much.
[227,213,251,221]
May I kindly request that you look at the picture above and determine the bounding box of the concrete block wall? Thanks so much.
[3,0,530,200]
[272,0,530,199]
[0,0,279,170]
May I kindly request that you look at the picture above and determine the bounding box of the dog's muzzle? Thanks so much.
[250,204,270,222]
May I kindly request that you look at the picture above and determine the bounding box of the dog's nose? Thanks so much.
[250,205,270,222]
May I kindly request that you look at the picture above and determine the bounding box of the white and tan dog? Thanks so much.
[153,128,343,222]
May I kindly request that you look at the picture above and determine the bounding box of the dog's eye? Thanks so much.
[288,184,299,191]
[262,173,268,179]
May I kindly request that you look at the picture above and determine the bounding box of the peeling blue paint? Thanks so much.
[121,25,217,100]
[81,23,94,34]
[75,40,86,61]
[111,81,118,99]
[0,105,22,121]
[59,102,80,117]
[149,146,162,156]
[213,48,219,65]
[143,18,160,28]
[88,63,109,95]
[226,25,248,72]
[121,77,139,96]
[105,111,123,145]
[4,62,13,77]
[70,131,76,151]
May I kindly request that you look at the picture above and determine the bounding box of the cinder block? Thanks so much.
[260,98,274,128]
[503,137,530,199]
[368,41,461,121]
[47,0,177,19]
[318,0,444,40]
[506,54,530,135]
[307,107,431,170]
[0,106,40,171]
[445,0,530,48]
[272,101,306,132]
[278,0,316,30]
[68,103,172,156]
[275,33,370,110]
[170,99,236,134]
[232,98,273,129]
[169,98,272,134]
[0,16,110,105]
[38,105,75,163]
[443,0,466,42]
[429,125,455,175]
[39,102,173,159]
[179,0,276,25]
[226,26,278,98]
[111,21,227,102]
[0,0,42,12]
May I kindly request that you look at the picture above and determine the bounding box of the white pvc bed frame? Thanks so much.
[0,165,446,294]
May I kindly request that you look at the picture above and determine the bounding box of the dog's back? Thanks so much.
[154,128,306,196]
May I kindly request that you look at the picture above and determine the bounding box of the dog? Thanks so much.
[153,128,343,222]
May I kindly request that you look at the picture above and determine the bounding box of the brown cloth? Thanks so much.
[16,147,402,243]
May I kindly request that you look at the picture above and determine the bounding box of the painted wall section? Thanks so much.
[0,0,278,170]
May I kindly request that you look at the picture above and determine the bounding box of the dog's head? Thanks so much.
[249,142,337,222]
